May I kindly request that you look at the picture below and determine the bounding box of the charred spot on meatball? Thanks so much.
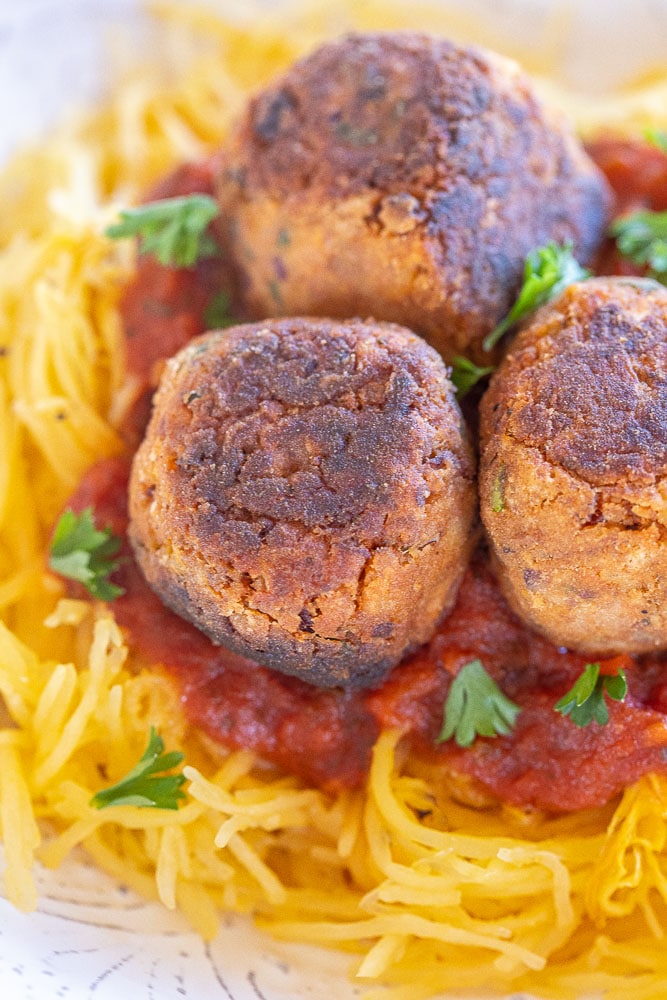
[216,32,611,365]
[129,317,477,688]
[479,277,667,655]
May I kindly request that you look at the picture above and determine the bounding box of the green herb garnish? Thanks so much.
[490,464,507,513]
[49,507,123,601]
[644,126,667,153]
[90,727,186,810]
[437,659,521,748]
[204,290,236,329]
[554,662,628,728]
[610,210,667,285]
[450,355,495,398]
[106,194,220,268]
[483,243,590,351]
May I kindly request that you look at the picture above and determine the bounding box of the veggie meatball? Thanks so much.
[216,32,610,365]
[129,317,477,688]
[479,277,667,655]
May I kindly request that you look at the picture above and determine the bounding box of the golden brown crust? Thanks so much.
[479,277,667,655]
[216,32,611,364]
[129,317,477,687]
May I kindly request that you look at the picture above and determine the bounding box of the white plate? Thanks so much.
[0,1,665,997]
[0,849,368,1000]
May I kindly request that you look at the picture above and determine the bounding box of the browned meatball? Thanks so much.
[479,277,667,655]
[216,32,610,365]
[129,317,477,687]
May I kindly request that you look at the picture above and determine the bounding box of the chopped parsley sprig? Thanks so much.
[554,662,628,728]
[437,659,521,748]
[450,355,495,398]
[204,289,236,329]
[610,210,667,285]
[644,126,667,153]
[106,194,220,268]
[483,242,590,352]
[90,728,186,810]
[49,507,123,601]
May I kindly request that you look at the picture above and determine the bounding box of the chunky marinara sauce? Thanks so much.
[69,138,667,813]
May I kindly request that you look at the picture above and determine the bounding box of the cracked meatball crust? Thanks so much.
[216,32,611,365]
[129,317,477,687]
[479,278,667,655]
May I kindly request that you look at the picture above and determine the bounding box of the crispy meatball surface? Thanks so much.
[479,278,667,655]
[129,318,477,687]
[216,32,610,365]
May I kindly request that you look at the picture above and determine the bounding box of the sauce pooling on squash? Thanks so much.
[71,138,667,812]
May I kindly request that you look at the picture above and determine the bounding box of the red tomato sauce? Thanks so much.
[117,160,233,447]
[586,136,667,278]
[71,139,667,812]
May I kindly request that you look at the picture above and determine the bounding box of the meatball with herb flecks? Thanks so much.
[129,317,477,688]
[479,277,667,655]
[216,32,611,365]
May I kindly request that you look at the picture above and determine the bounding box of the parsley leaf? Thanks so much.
[106,194,220,268]
[49,507,123,601]
[204,290,236,329]
[644,126,667,153]
[437,659,521,748]
[450,355,495,398]
[483,243,590,351]
[554,662,628,728]
[90,727,186,810]
[610,210,667,285]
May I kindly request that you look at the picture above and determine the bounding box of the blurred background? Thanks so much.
[2,0,667,160]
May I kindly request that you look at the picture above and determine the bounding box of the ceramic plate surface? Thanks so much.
[0,0,666,997]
